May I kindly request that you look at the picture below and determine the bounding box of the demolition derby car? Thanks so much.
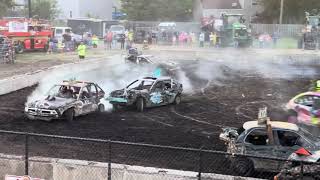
[107,77,183,112]
[219,120,320,176]
[25,80,105,121]
[125,48,179,75]
[286,92,320,126]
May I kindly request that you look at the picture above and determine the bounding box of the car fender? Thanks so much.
[289,150,320,163]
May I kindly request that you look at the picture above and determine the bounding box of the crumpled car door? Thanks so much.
[244,143,280,172]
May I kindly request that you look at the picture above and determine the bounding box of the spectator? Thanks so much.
[188,32,193,46]
[172,35,177,46]
[103,31,108,50]
[105,31,113,50]
[63,32,72,52]
[57,40,64,53]
[128,30,134,45]
[272,31,279,48]
[209,32,214,47]
[120,34,125,50]
[47,36,54,54]
[259,34,264,48]
[92,34,99,48]
[112,34,117,49]
[191,32,196,46]
[199,32,205,47]
[152,32,157,44]
[77,41,86,60]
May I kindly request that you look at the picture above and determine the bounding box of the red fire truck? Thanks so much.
[0,18,52,53]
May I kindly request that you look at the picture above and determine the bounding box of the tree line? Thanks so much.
[1,0,320,23]
[0,0,59,20]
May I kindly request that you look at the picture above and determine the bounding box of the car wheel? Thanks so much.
[64,108,75,122]
[136,98,145,112]
[16,43,24,54]
[232,158,254,177]
[173,94,181,105]
[112,104,120,112]
[98,104,105,113]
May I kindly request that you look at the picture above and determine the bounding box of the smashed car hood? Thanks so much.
[31,97,76,109]
[219,127,239,142]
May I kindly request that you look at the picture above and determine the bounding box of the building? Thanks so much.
[12,0,27,11]
[56,0,121,20]
[193,0,264,23]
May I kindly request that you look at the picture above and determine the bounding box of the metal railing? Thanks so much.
[0,129,318,180]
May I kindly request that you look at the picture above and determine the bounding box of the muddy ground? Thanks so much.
[0,58,318,178]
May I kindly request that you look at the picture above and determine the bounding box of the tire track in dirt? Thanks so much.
[170,106,223,128]
[235,100,278,120]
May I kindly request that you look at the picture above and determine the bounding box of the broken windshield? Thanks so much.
[47,85,80,99]
[127,80,155,90]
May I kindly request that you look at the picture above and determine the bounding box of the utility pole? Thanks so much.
[279,0,284,24]
[28,0,32,18]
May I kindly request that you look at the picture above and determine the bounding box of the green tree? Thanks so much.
[260,0,320,23]
[121,0,193,21]
[0,0,14,17]
[31,0,60,20]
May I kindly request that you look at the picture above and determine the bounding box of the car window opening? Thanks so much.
[245,129,269,146]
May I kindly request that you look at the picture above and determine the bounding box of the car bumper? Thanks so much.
[25,113,59,121]
[25,108,59,121]
[107,97,128,103]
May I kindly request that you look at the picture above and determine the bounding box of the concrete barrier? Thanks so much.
[0,56,123,96]
[0,154,264,180]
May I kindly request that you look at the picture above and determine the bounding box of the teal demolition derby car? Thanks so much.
[107,77,183,112]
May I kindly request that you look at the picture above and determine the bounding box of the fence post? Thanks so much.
[198,147,203,180]
[300,161,304,180]
[107,140,111,180]
[25,133,29,176]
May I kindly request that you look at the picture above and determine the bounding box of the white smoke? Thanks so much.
[26,51,318,111]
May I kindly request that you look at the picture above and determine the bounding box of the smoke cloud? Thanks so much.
[26,52,318,111]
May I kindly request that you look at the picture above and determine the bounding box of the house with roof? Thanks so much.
[193,0,264,23]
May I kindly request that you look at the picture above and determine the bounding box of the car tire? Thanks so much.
[16,42,24,54]
[98,104,105,113]
[64,108,75,122]
[232,158,254,177]
[173,94,181,105]
[136,98,145,112]
[112,104,120,112]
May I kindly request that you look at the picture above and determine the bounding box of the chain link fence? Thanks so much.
[0,130,318,180]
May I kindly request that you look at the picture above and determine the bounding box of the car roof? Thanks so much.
[293,91,320,99]
[141,76,171,81]
[58,81,92,88]
[243,121,299,131]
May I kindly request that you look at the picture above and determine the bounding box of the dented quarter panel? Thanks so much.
[108,77,183,109]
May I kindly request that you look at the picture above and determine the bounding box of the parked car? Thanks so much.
[286,92,320,126]
[25,80,105,122]
[107,77,183,112]
[109,25,125,41]
[219,120,320,176]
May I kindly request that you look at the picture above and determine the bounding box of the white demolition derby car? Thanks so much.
[25,80,105,121]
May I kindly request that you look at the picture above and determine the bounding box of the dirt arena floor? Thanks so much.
[0,57,319,177]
